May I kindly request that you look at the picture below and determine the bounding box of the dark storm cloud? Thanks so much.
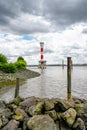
[0,0,21,22]
[0,0,41,18]
[43,0,87,29]
[20,0,42,15]
[0,0,42,34]
[0,0,87,34]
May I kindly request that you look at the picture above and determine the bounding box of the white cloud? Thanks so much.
[0,23,87,64]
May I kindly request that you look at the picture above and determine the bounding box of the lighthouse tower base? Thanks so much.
[38,60,46,69]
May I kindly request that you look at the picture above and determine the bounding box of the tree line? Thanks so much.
[0,54,27,73]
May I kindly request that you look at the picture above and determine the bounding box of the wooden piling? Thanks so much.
[15,78,19,98]
[67,57,72,100]
[62,60,64,69]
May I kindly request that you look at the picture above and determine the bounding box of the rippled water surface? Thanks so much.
[0,66,87,102]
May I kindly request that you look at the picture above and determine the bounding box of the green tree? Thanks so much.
[15,60,27,70]
[0,54,7,63]
[17,56,25,61]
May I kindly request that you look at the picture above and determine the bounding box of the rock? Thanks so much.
[74,103,84,117]
[1,119,19,130]
[0,101,6,108]
[60,124,72,130]
[13,108,28,121]
[20,96,37,110]
[62,108,77,127]
[27,115,57,130]
[17,128,22,130]
[0,115,9,128]
[23,117,30,130]
[54,99,74,112]
[45,110,58,121]
[12,97,23,106]
[72,97,85,104]
[44,99,54,111]
[0,118,3,128]
[85,121,87,129]
[73,118,85,130]
[0,108,12,119]
[7,103,18,113]
[28,101,44,116]
[0,108,11,128]
[56,120,72,130]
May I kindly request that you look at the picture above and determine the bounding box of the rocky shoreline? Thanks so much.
[0,69,40,88]
[0,96,87,130]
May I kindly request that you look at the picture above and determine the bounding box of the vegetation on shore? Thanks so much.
[0,54,27,73]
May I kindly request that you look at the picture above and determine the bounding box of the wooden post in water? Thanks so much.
[62,60,64,69]
[15,78,19,98]
[67,57,72,100]
[71,59,73,70]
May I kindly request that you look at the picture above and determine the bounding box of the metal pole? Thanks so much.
[15,78,19,98]
[67,57,72,100]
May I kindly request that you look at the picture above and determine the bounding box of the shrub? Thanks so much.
[0,63,3,70]
[0,54,27,73]
[17,56,25,62]
[2,63,17,73]
[15,60,27,70]
[0,54,7,63]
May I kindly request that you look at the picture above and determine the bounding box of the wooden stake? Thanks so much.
[15,78,19,98]
[67,57,72,100]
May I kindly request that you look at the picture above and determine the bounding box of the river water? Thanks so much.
[0,66,87,102]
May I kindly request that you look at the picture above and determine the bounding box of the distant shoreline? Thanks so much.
[28,64,87,67]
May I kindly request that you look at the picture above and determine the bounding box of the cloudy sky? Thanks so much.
[0,0,87,65]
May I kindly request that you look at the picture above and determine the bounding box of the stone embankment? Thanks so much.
[0,96,87,130]
[0,69,40,88]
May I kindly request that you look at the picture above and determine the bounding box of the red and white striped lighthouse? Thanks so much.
[39,42,46,69]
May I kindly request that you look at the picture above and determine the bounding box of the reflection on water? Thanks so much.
[0,66,87,102]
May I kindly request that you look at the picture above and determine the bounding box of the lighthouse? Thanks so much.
[39,42,46,69]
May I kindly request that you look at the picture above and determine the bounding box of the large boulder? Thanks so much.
[27,115,57,130]
[20,96,37,110]
[28,101,44,116]
[1,119,19,130]
[62,108,77,127]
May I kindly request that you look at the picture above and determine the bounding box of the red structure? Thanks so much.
[39,42,46,69]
